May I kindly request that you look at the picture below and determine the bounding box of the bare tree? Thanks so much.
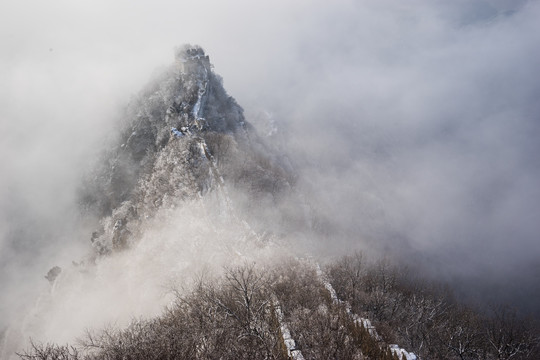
[485,306,540,360]
[327,251,366,310]
[17,340,81,360]
[430,305,486,360]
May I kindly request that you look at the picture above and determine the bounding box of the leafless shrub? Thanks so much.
[484,305,540,360]
[17,340,81,360]
[17,257,540,360]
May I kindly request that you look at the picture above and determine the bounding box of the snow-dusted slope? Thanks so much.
[1,46,296,358]
[79,45,294,256]
[316,263,417,360]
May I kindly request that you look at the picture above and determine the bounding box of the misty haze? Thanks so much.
[1,1,540,359]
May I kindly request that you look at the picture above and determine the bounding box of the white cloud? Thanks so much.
[1,0,539,342]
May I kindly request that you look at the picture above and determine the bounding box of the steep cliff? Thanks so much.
[79,45,295,258]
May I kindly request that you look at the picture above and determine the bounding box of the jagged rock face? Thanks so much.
[80,46,293,256]
[0,46,303,359]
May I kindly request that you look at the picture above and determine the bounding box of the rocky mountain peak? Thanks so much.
[79,45,293,257]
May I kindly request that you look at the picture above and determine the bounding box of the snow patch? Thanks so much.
[316,263,416,360]
[171,127,184,138]
[273,297,305,360]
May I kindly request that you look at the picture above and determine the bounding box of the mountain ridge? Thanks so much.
[3,45,539,360]
[78,45,296,259]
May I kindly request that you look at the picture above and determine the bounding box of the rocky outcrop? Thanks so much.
[44,266,62,284]
[79,46,294,257]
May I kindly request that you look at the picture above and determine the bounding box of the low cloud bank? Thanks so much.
[1,1,540,350]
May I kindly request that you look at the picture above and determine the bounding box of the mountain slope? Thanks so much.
[79,45,295,258]
[1,45,299,359]
[4,46,539,360]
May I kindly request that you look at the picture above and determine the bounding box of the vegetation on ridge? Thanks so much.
[19,255,539,360]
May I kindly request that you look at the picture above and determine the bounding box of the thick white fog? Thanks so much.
[2,0,540,351]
